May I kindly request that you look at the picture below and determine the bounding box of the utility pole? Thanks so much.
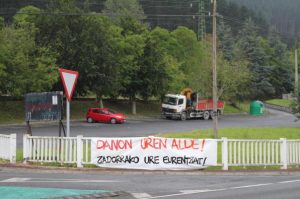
[212,0,218,138]
[197,0,206,40]
[296,48,299,95]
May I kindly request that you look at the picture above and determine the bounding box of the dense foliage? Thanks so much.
[230,0,300,39]
[0,0,297,114]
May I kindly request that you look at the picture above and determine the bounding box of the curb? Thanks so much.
[264,103,293,114]
[1,164,300,175]
[50,191,133,199]
[0,117,163,127]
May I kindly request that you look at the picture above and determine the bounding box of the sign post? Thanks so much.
[59,68,79,137]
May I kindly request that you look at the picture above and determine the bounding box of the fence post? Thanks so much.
[280,138,287,170]
[23,134,29,164]
[9,134,16,163]
[77,135,83,168]
[222,137,228,170]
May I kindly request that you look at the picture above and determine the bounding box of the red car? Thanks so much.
[86,108,126,124]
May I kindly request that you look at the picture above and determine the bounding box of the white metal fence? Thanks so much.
[22,135,300,170]
[0,134,16,163]
[23,135,83,167]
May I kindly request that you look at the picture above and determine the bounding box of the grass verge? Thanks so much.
[265,99,292,108]
[0,99,248,124]
[160,127,300,171]
[159,127,300,139]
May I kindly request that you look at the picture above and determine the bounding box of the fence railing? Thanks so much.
[287,140,300,165]
[0,134,16,163]
[22,135,300,170]
[23,135,81,166]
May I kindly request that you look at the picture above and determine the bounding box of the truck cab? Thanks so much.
[161,94,187,120]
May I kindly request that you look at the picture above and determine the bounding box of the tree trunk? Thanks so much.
[131,98,136,115]
[96,94,104,108]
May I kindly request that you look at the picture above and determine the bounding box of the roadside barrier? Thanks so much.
[0,134,16,163]
[22,135,300,170]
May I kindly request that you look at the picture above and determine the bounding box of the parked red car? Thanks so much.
[86,108,126,124]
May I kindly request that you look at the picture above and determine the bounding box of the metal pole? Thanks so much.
[295,49,299,95]
[212,0,218,138]
[66,100,70,137]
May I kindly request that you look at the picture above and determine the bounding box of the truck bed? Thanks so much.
[196,99,224,110]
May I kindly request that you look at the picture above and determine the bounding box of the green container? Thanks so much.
[250,100,264,116]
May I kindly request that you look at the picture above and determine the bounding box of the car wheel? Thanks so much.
[180,112,187,121]
[110,118,117,124]
[203,111,210,120]
[87,117,93,123]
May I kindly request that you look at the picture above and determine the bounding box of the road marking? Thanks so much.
[180,190,213,194]
[229,183,273,189]
[142,189,226,199]
[1,178,30,182]
[279,179,300,184]
[0,178,120,183]
[142,183,274,199]
[131,192,152,198]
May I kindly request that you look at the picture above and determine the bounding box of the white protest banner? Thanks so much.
[91,137,217,170]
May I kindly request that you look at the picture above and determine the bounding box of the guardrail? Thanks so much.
[23,135,300,170]
[0,134,16,163]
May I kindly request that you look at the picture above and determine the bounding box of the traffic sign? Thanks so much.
[59,68,79,102]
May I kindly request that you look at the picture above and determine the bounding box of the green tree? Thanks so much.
[103,0,148,114]
[33,0,87,95]
[118,33,146,114]
[218,59,251,102]
[267,31,293,96]
[291,86,300,120]
[138,27,184,100]
[0,26,57,96]
[171,27,209,95]
[0,17,4,30]
[218,20,234,61]
[80,16,122,107]
[103,0,146,23]
[237,19,272,99]
[13,6,41,28]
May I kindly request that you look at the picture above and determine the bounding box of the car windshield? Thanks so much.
[163,96,178,105]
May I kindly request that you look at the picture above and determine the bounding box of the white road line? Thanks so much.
[131,193,152,199]
[143,189,226,199]
[229,183,273,189]
[180,190,214,194]
[0,178,120,183]
[142,183,275,199]
[279,179,300,184]
[1,178,30,182]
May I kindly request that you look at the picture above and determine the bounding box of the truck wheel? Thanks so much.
[180,112,187,121]
[203,111,210,120]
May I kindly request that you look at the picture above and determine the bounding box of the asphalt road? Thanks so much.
[0,109,300,198]
[1,167,300,199]
[0,108,299,147]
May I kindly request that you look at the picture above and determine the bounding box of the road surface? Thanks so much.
[0,108,298,148]
[1,167,300,199]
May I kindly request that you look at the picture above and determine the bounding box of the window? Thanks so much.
[93,109,100,113]
[178,99,184,105]
[163,96,177,105]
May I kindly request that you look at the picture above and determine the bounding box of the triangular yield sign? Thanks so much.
[59,68,79,102]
